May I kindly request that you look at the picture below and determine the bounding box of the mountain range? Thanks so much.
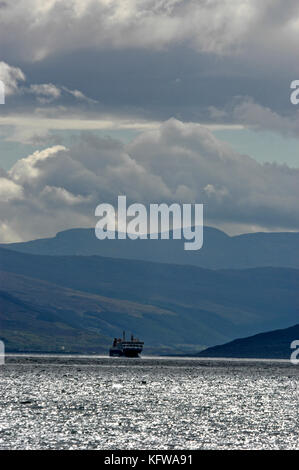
[0,242,298,355]
[2,226,299,269]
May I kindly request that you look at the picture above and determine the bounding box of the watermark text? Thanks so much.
[0,340,5,365]
[290,340,299,365]
[290,80,299,105]
[0,80,5,104]
[95,196,203,251]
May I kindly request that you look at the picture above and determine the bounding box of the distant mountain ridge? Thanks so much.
[1,226,299,269]
[197,324,299,359]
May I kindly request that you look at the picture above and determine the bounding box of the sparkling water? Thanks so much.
[0,356,298,450]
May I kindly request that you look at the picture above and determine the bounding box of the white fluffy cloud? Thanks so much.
[0,61,25,96]
[0,176,23,201]
[0,119,299,242]
[9,145,68,183]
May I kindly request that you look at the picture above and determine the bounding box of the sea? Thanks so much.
[0,355,298,450]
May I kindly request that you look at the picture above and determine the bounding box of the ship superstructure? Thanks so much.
[109,331,144,357]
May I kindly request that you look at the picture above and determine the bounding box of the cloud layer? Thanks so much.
[0,119,298,242]
[1,2,299,242]
[1,2,299,138]
[0,0,299,69]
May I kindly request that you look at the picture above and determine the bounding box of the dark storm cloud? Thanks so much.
[0,0,299,126]
[20,47,291,122]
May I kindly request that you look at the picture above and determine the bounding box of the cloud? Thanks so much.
[28,83,97,104]
[9,145,68,183]
[1,3,298,138]
[127,120,299,231]
[29,83,61,103]
[0,2,298,242]
[232,98,299,138]
[0,61,99,142]
[0,0,298,74]
[0,61,25,96]
[41,185,92,206]
[0,119,299,242]
[0,61,95,107]
[0,0,252,60]
[0,1,298,139]
[61,86,98,104]
[0,176,23,201]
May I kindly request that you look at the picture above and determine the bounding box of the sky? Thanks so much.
[0,0,299,242]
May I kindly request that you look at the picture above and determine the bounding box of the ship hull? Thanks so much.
[109,348,123,357]
[122,348,142,358]
[109,348,142,357]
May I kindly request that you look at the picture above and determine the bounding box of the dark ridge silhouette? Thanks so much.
[197,324,299,359]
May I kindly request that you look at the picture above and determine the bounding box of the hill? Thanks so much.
[0,247,298,353]
[197,324,299,359]
[0,270,177,354]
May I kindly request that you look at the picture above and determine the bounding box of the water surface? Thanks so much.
[0,356,298,449]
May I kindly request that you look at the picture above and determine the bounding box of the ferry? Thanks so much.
[109,331,144,357]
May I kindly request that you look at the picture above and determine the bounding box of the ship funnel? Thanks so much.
[123,330,125,341]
